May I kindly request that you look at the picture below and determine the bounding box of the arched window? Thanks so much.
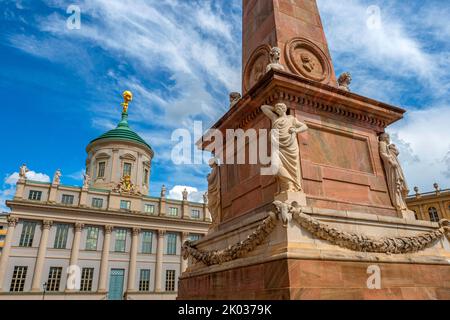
[428,207,439,222]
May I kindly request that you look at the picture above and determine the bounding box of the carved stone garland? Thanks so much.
[182,201,450,266]
[287,203,450,255]
[182,213,277,266]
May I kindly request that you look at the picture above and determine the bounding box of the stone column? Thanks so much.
[98,225,113,293]
[180,232,189,273]
[31,220,53,292]
[203,204,212,222]
[154,229,165,292]
[66,222,84,292]
[0,217,19,291]
[127,227,140,292]
[111,149,119,186]
[136,153,143,190]
[69,223,84,268]
[418,205,425,221]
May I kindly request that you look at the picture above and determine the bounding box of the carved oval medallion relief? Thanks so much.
[243,44,271,93]
[285,38,331,83]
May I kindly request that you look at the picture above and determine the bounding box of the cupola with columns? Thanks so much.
[85,91,154,195]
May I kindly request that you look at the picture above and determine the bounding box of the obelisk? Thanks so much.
[179,0,450,300]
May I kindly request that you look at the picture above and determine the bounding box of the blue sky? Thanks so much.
[1,0,449,211]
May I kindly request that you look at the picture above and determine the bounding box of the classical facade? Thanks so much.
[0,92,210,300]
[407,184,450,222]
[0,215,7,255]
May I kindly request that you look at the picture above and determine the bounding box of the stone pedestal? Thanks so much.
[48,184,58,203]
[79,188,88,207]
[14,179,25,200]
[179,206,450,300]
[178,69,450,300]
[400,209,417,221]
[274,191,307,206]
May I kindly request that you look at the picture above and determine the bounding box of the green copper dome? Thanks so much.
[89,112,153,152]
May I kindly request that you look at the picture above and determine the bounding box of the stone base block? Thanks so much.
[274,191,307,206]
[400,209,417,221]
[178,259,450,300]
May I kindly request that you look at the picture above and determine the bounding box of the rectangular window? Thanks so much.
[168,207,178,217]
[123,163,132,177]
[85,226,99,251]
[9,266,27,292]
[189,234,201,242]
[165,270,176,292]
[61,194,74,205]
[120,200,131,211]
[141,231,153,254]
[166,233,177,255]
[28,190,42,201]
[139,269,151,292]
[191,209,200,219]
[53,224,69,249]
[80,268,94,292]
[92,198,103,208]
[143,169,149,186]
[144,204,155,214]
[98,162,106,178]
[46,267,62,292]
[19,221,36,247]
[115,229,127,252]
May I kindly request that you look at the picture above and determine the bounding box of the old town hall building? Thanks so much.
[0,92,210,300]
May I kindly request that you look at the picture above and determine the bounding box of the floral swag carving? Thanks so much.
[287,202,450,255]
[182,201,450,266]
[182,213,277,266]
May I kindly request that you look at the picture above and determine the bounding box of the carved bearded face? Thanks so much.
[274,103,287,116]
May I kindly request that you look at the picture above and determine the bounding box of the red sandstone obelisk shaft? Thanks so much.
[242,0,337,92]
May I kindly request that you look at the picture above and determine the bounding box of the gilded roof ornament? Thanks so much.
[121,90,133,113]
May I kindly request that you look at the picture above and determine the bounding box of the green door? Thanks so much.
[108,269,125,300]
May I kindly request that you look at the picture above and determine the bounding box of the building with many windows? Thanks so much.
[0,215,8,255]
[406,184,450,223]
[0,93,211,300]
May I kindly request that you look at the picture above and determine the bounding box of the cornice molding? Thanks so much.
[6,200,210,228]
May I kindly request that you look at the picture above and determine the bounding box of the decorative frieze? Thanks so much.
[182,200,450,267]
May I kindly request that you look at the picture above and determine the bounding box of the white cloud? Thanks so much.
[67,169,85,181]
[168,185,205,203]
[318,0,436,79]
[388,106,450,192]
[5,171,50,185]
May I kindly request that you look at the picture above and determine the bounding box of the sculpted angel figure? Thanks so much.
[379,133,409,211]
[266,47,285,72]
[161,185,167,198]
[207,158,221,229]
[261,103,308,193]
[182,188,189,201]
[82,173,91,189]
[19,164,29,180]
[338,72,352,92]
[53,169,62,185]
[229,92,241,108]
